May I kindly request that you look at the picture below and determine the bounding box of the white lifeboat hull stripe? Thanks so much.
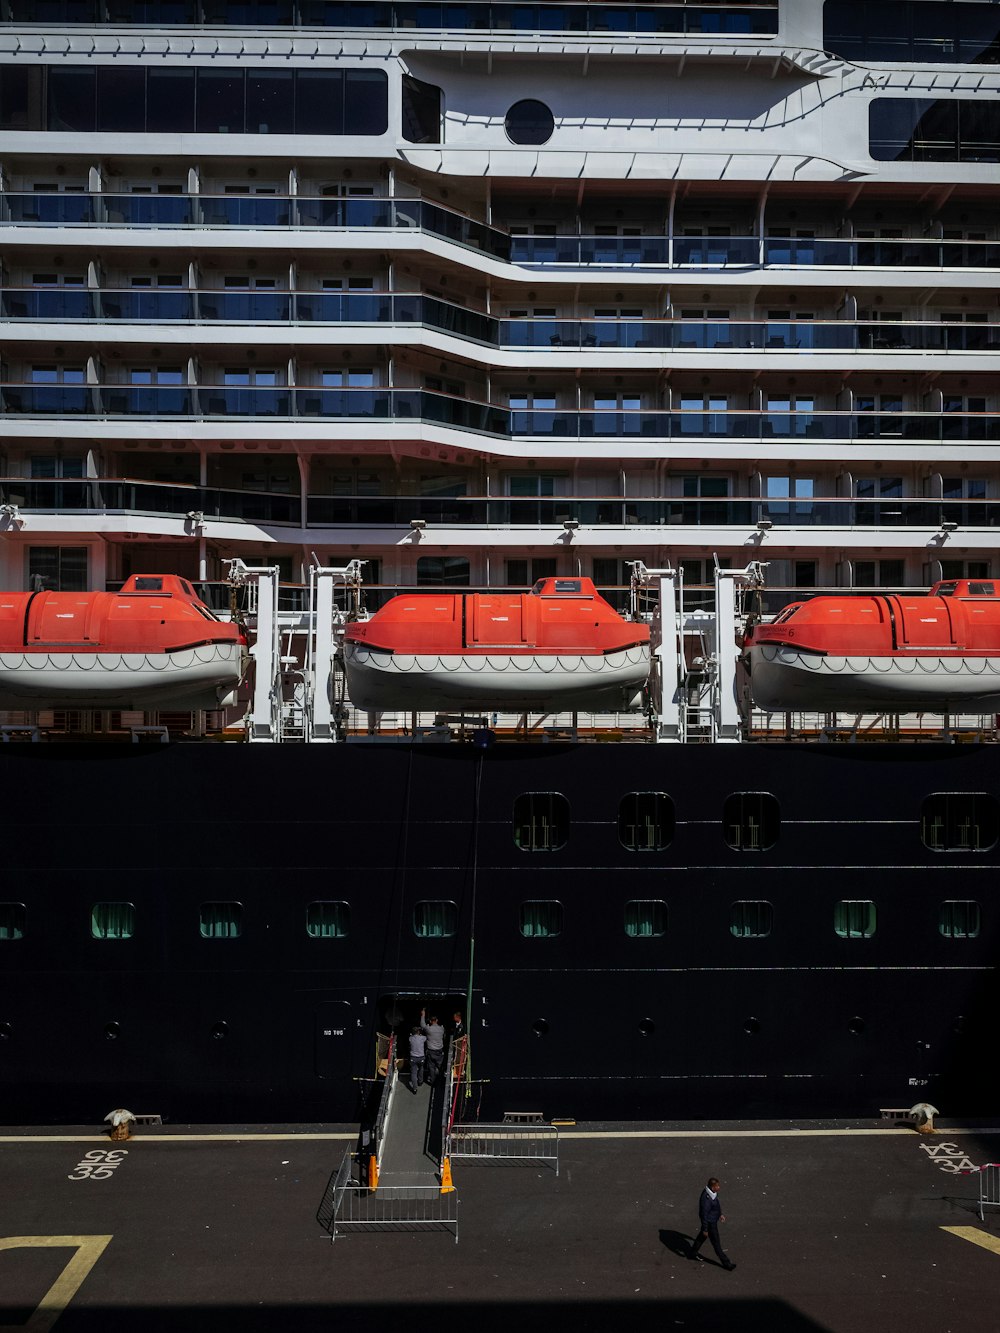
[749,644,1000,711]
[0,642,244,710]
[344,643,650,712]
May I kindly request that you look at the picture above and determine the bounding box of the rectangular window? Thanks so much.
[834,900,877,939]
[27,546,88,592]
[513,792,569,852]
[199,902,243,939]
[416,555,470,586]
[730,900,773,938]
[91,902,135,940]
[146,69,196,133]
[624,900,666,938]
[47,68,96,132]
[938,901,981,939]
[519,900,563,939]
[196,70,246,134]
[98,67,146,132]
[922,793,999,851]
[402,74,442,144]
[306,900,349,939]
[618,792,674,851]
[723,792,779,851]
[247,70,294,134]
[0,902,25,941]
[413,900,457,939]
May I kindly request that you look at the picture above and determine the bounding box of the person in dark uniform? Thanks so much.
[689,1176,736,1269]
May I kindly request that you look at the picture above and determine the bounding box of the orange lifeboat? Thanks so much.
[343,576,650,711]
[746,578,1000,711]
[0,574,245,709]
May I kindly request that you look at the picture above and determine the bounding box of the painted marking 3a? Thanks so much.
[68,1149,128,1181]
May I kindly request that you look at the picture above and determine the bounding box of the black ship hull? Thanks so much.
[1,740,997,1124]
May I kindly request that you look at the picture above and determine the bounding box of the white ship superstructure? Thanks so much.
[1,0,1000,733]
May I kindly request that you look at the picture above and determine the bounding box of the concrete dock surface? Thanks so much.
[1,1118,997,1332]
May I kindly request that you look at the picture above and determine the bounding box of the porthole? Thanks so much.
[210,1021,229,1041]
[532,1018,550,1037]
[638,1018,656,1038]
[744,1017,761,1036]
[104,1021,121,1041]
[0,1021,10,1040]
[504,99,554,145]
[848,1016,866,1035]
[953,1015,967,1035]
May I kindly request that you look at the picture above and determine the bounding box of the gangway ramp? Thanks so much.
[379,1078,444,1185]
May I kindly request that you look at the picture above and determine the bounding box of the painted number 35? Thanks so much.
[68,1149,128,1181]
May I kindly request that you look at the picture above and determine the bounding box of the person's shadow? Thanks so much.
[659,1229,695,1260]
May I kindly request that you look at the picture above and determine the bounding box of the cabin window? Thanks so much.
[306,901,350,939]
[723,792,779,851]
[834,900,877,939]
[939,901,982,939]
[416,556,470,586]
[504,98,555,145]
[401,74,442,144]
[0,903,25,941]
[921,793,999,851]
[91,902,135,940]
[618,792,675,851]
[624,900,667,938]
[519,901,563,939]
[27,546,88,592]
[730,901,773,938]
[513,792,570,852]
[413,901,457,939]
[200,902,243,939]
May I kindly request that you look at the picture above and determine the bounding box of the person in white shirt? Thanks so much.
[408,1025,427,1092]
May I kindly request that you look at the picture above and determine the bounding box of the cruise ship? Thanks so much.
[1,0,999,1125]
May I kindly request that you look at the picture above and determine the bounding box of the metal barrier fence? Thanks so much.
[373,1033,398,1171]
[325,1152,459,1243]
[976,1163,1000,1221]
[448,1123,560,1176]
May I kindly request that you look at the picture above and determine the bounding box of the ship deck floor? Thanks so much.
[1,1117,997,1332]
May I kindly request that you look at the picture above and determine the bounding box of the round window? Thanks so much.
[504,99,554,145]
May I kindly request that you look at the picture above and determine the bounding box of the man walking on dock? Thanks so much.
[689,1177,736,1270]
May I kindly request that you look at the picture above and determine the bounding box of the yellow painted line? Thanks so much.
[0,1235,111,1332]
[942,1226,1000,1256]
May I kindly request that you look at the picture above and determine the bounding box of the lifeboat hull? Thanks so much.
[344,642,651,712]
[0,642,244,710]
[749,643,1000,712]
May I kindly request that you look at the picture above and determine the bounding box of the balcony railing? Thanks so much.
[3,193,1000,274]
[0,3,779,37]
[3,391,1000,443]
[4,291,1000,355]
[4,479,996,531]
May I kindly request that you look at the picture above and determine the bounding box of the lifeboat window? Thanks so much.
[618,792,675,851]
[513,792,570,852]
[730,901,773,939]
[519,901,563,939]
[921,793,999,851]
[194,605,220,622]
[199,902,243,940]
[968,582,995,596]
[0,903,25,941]
[624,900,667,938]
[91,902,135,940]
[553,579,582,594]
[937,582,958,597]
[180,579,194,595]
[413,901,457,939]
[939,901,982,940]
[723,792,779,851]
[834,901,877,940]
[306,901,350,939]
[133,577,164,591]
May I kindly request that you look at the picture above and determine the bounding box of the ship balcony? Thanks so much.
[4,194,1000,280]
[2,480,997,538]
[0,1,780,37]
[3,392,1000,454]
[3,294,1000,364]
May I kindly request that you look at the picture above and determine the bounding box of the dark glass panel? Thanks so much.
[107,2,199,18]
[47,68,96,132]
[147,69,195,132]
[921,792,999,850]
[401,73,442,144]
[0,65,30,131]
[344,70,388,135]
[959,99,1000,161]
[97,67,146,132]
[911,2,959,62]
[295,70,344,133]
[722,791,780,852]
[958,4,1000,62]
[196,71,246,134]
[504,97,554,144]
[912,98,959,160]
[246,70,294,134]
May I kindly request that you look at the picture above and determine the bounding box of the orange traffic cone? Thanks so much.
[368,1154,379,1191]
[440,1156,455,1194]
